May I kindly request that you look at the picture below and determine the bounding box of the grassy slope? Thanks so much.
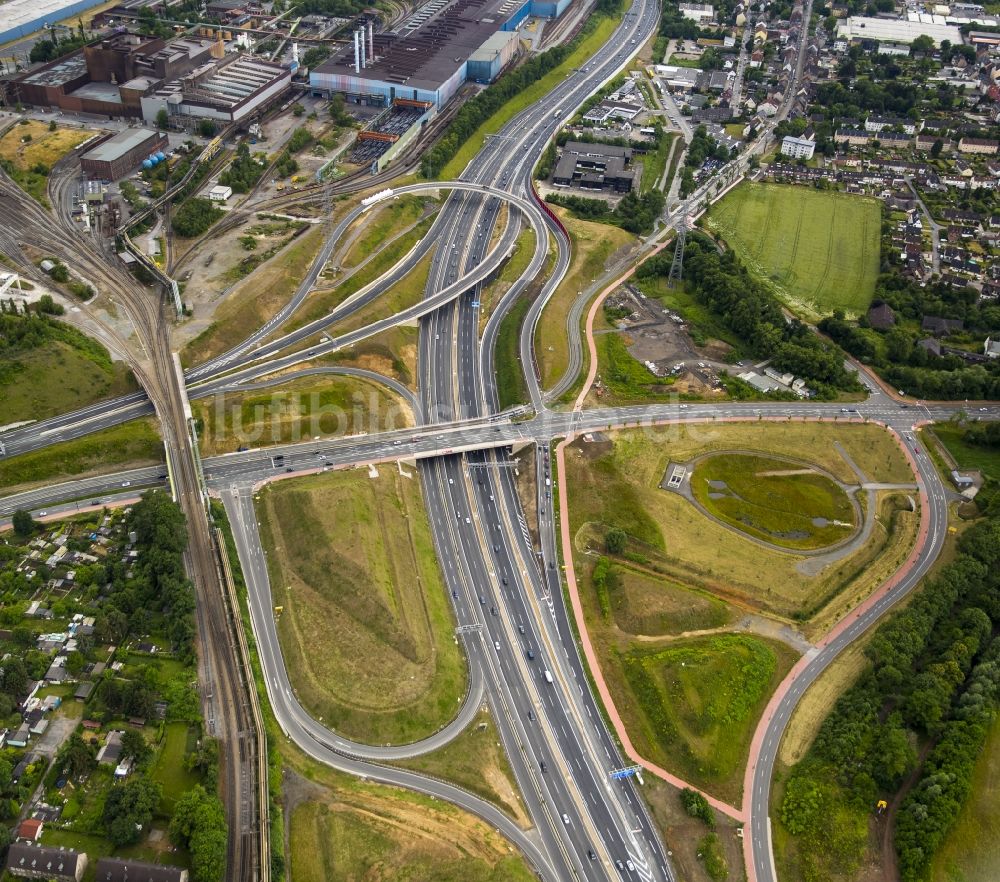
[0,419,164,493]
[256,467,466,744]
[438,16,620,180]
[535,207,636,390]
[0,339,137,426]
[690,452,856,550]
[705,182,880,318]
[192,374,410,455]
[341,195,430,268]
[564,424,916,627]
[931,423,1000,481]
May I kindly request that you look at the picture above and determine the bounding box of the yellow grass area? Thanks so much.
[323,325,420,391]
[535,206,637,389]
[565,423,919,627]
[257,466,467,745]
[181,226,325,367]
[0,120,93,170]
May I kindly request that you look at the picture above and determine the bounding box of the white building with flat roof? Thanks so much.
[836,15,962,45]
[781,135,816,159]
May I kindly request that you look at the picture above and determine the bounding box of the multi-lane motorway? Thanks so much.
[2,0,995,878]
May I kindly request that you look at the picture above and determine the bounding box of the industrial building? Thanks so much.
[311,0,570,108]
[0,0,106,46]
[79,128,167,179]
[552,141,635,193]
[139,55,291,124]
[7,32,222,117]
[835,16,962,46]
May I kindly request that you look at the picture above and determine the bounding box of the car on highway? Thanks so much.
[562,814,570,825]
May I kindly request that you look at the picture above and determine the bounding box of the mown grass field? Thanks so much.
[151,722,200,814]
[535,206,636,390]
[615,633,797,801]
[0,120,92,204]
[256,467,467,745]
[691,453,856,550]
[0,419,164,492]
[563,423,917,629]
[930,423,1000,481]
[193,374,411,455]
[0,336,137,427]
[705,183,880,318]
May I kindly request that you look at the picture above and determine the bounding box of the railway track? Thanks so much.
[0,169,264,882]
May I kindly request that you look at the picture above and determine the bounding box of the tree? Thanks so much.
[910,35,934,56]
[11,510,35,538]
[156,108,169,130]
[59,732,96,779]
[171,785,228,882]
[605,528,627,554]
[120,729,152,767]
[680,787,715,828]
[197,119,217,138]
[104,776,161,845]
[930,138,943,158]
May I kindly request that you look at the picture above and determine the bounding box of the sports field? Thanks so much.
[706,183,880,318]
[690,453,856,550]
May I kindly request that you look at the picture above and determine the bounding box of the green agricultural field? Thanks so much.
[617,634,797,800]
[256,467,467,745]
[706,183,880,318]
[690,453,856,550]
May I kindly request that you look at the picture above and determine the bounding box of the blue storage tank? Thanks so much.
[155,151,166,162]
[142,159,153,169]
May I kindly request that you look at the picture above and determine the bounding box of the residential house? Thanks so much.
[94,857,188,882]
[867,301,896,330]
[921,316,965,335]
[985,336,1000,358]
[958,137,999,155]
[6,842,87,881]
[16,819,43,842]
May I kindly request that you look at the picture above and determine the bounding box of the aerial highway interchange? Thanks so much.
[1,0,997,879]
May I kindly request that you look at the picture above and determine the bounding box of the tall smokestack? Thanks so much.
[353,29,360,72]
[367,20,374,63]
[359,27,366,68]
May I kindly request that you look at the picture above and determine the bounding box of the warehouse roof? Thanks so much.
[1,0,103,33]
[83,127,161,162]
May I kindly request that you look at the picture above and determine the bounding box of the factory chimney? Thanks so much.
[292,42,299,64]
[367,20,374,63]
[359,26,367,68]
[353,29,360,73]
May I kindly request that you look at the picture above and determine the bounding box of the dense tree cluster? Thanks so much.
[104,776,161,845]
[820,271,1000,400]
[172,198,223,238]
[779,512,1000,882]
[171,785,228,882]
[218,142,267,194]
[545,190,665,235]
[637,236,860,397]
[680,788,715,828]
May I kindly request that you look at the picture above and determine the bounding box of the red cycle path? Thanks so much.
[554,416,935,879]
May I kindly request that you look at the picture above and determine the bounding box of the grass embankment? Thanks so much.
[182,226,326,367]
[438,15,620,180]
[287,216,435,334]
[564,423,916,629]
[690,452,856,550]
[929,423,1000,481]
[0,317,137,426]
[192,374,411,455]
[396,708,529,826]
[705,182,880,318]
[535,207,636,390]
[0,419,164,493]
[619,631,797,802]
[0,120,93,205]
[495,296,532,410]
[340,195,431,268]
[212,501,533,882]
[256,467,467,744]
[478,227,536,332]
[326,325,420,390]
